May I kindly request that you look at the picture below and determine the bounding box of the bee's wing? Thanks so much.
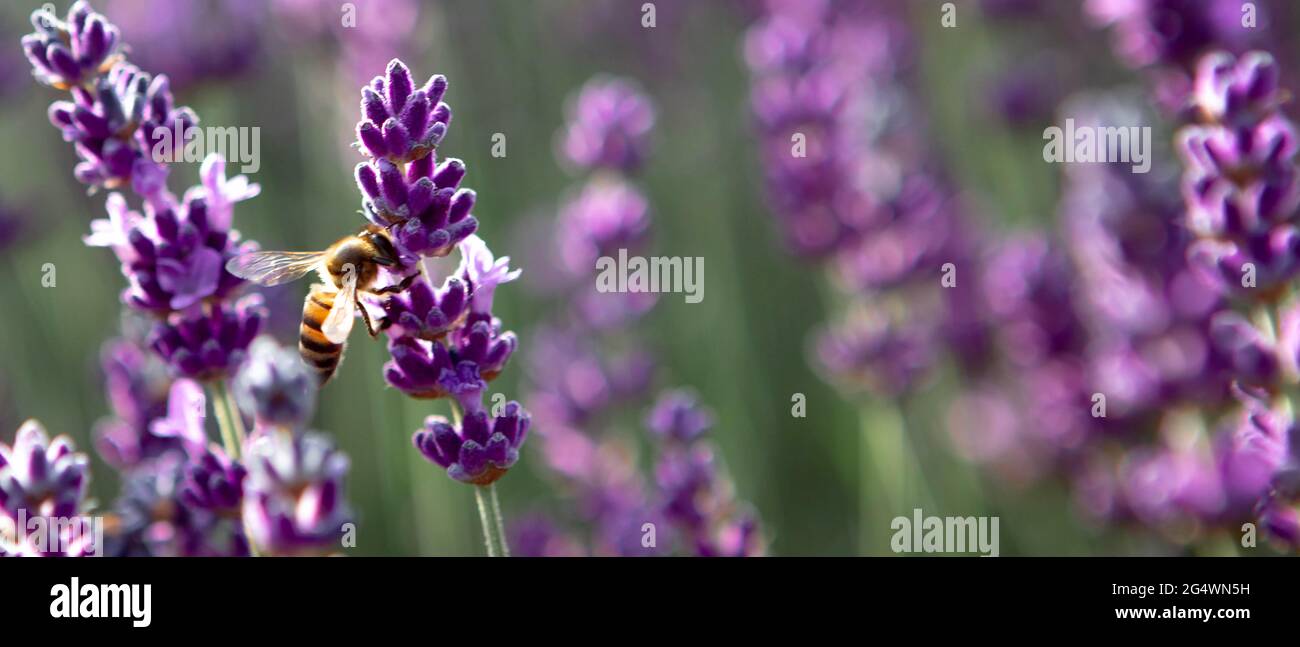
[225,251,326,286]
[321,274,358,344]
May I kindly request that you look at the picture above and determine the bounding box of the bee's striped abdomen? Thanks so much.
[300,286,344,385]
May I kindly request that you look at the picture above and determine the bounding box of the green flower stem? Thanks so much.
[450,399,502,557]
[205,381,260,556]
[217,379,248,455]
[207,383,240,460]
[860,399,936,553]
[474,485,498,557]
[489,482,510,557]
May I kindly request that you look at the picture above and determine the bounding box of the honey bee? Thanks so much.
[226,224,415,385]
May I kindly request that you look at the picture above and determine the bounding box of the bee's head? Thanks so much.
[359,225,400,267]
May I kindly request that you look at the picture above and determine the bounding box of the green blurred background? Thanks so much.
[0,0,1171,556]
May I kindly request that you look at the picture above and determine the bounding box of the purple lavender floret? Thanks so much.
[696,512,765,558]
[382,240,519,398]
[380,274,469,340]
[815,308,935,397]
[646,389,714,445]
[1209,312,1280,387]
[413,401,531,486]
[356,153,477,259]
[458,233,521,316]
[449,317,518,381]
[22,1,121,90]
[179,445,245,514]
[149,295,265,380]
[560,77,656,173]
[1177,51,1300,295]
[1086,0,1261,71]
[384,337,457,399]
[655,446,716,530]
[0,421,89,522]
[242,431,352,556]
[437,360,488,416]
[1216,391,1292,513]
[86,170,258,314]
[93,337,176,470]
[145,379,209,452]
[45,63,196,194]
[557,178,651,277]
[233,337,317,431]
[111,452,248,557]
[355,58,450,164]
[380,233,518,341]
[383,325,516,401]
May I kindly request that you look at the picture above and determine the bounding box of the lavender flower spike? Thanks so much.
[413,401,531,486]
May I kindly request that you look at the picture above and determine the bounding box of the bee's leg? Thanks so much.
[371,272,419,295]
[355,293,379,338]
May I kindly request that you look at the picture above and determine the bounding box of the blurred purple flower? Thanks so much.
[242,431,352,556]
[656,445,717,530]
[93,337,176,470]
[1086,0,1263,70]
[557,178,651,277]
[559,77,656,174]
[233,337,317,431]
[147,379,208,451]
[816,307,935,397]
[646,389,714,445]
[22,1,122,90]
[103,0,262,90]
[111,452,248,556]
[0,421,89,522]
[509,513,585,557]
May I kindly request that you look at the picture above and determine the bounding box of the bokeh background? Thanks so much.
[3,0,1297,556]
